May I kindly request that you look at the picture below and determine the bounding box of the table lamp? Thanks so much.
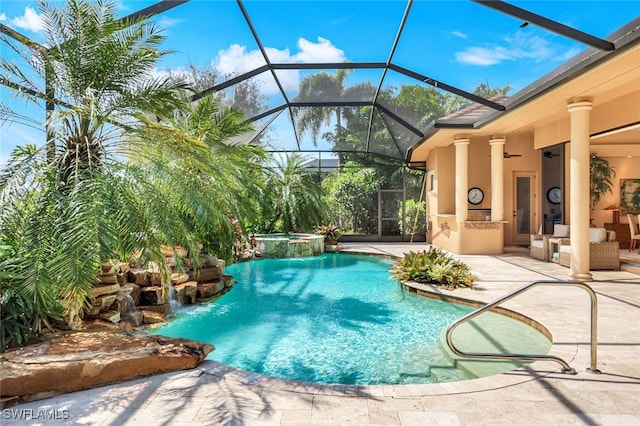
[604,204,623,224]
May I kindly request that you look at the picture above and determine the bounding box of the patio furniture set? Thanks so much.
[530,223,621,270]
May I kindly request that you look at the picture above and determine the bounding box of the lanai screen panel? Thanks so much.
[241,1,405,64]
[2,0,638,166]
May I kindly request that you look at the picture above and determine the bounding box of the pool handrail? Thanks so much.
[445,279,600,375]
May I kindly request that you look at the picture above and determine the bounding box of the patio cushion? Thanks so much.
[553,224,570,237]
[589,228,607,243]
[530,239,545,249]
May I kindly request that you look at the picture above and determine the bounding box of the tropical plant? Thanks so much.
[0,0,258,335]
[165,63,273,147]
[590,154,615,211]
[148,93,269,259]
[389,248,477,289]
[0,242,60,352]
[322,162,380,234]
[262,152,326,233]
[400,199,426,235]
[316,224,342,243]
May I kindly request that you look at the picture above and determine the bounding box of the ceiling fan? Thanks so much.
[503,152,522,158]
[543,150,560,158]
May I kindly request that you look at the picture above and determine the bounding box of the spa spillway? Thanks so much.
[254,233,325,258]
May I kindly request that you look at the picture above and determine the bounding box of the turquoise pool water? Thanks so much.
[153,254,551,385]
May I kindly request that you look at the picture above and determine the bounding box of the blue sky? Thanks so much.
[1,0,639,164]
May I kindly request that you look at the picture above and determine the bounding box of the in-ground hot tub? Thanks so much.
[254,233,324,258]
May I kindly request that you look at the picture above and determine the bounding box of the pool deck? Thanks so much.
[6,243,640,425]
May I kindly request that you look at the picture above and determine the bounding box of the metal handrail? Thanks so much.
[445,280,600,375]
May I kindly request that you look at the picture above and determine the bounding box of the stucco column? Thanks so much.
[489,137,505,221]
[567,98,593,281]
[454,138,470,222]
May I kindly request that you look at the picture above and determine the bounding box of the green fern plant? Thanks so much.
[390,248,477,289]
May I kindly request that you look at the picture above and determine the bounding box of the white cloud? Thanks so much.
[10,7,44,33]
[0,13,7,22]
[456,46,513,66]
[451,30,468,39]
[456,32,566,66]
[213,37,347,95]
[158,17,182,29]
[113,1,130,13]
[0,126,44,168]
[293,37,346,63]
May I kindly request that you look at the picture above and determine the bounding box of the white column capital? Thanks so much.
[567,98,593,113]
[453,138,470,146]
[489,137,506,146]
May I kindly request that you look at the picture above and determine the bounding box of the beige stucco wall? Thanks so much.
[501,134,538,246]
[426,137,512,253]
[428,146,455,214]
[413,38,639,257]
[430,216,504,255]
[534,89,640,151]
[590,90,640,135]
[467,138,491,210]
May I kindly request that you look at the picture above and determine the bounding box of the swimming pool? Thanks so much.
[153,254,551,385]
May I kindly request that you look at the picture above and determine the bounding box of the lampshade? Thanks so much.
[604,204,623,224]
[604,204,623,211]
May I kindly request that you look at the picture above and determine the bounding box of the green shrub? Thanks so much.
[389,248,477,289]
[400,199,426,235]
[0,245,61,352]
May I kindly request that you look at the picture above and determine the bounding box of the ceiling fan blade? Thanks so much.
[503,152,523,158]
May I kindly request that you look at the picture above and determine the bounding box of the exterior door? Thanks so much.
[513,172,536,244]
[378,188,405,241]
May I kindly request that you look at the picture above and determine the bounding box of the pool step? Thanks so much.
[438,312,552,379]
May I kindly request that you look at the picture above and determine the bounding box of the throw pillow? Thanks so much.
[553,224,570,238]
[589,228,607,243]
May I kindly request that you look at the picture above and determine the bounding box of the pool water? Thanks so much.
[153,254,551,385]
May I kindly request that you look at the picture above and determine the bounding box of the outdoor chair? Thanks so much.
[530,224,570,261]
[558,228,619,270]
[530,234,550,261]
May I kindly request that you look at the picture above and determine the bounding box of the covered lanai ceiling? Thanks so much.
[2,0,639,164]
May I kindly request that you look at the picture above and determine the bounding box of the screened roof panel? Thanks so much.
[369,111,402,159]
[241,0,407,63]
[214,70,284,118]
[509,1,640,38]
[150,1,265,73]
[378,110,421,156]
[2,0,638,165]
[401,2,555,91]
[282,68,381,103]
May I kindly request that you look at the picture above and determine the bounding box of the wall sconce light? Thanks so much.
[604,204,623,224]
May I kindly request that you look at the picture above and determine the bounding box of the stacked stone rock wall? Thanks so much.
[85,247,234,329]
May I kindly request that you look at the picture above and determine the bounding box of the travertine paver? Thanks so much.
[3,243,639,425]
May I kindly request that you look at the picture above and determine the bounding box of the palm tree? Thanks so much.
[147,93,270,259]
[292,69,373,150]
[0,0,258,342]
[265,153,326,233]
